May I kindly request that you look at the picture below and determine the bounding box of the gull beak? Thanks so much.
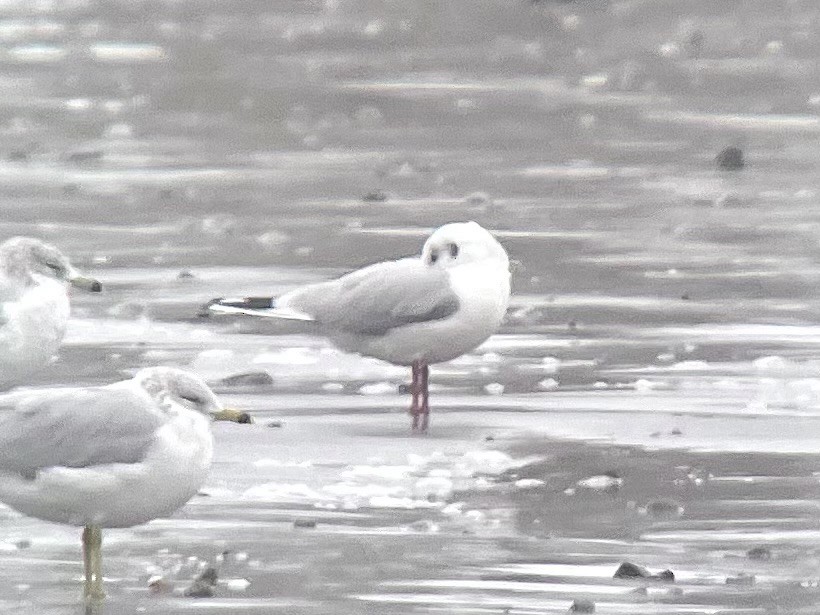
[69,271,102,293]
[211,408,253,424]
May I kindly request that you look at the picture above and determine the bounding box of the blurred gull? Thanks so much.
[0,237,101,389]
[206,221,511,432]
[0,367,246,605]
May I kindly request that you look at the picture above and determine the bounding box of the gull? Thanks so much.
[206,221,511,431]
[0,236,101,389]
[0,367,246,605]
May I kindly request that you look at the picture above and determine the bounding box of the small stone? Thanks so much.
[747,546,772,560]
[362,190,388,202]
[226,578,251,591]
[219,371,274,387]
[183,580,214,598]
[726,572,755,586]
[177,270,196,279]
[569,598,595,613]
[646,499,684,518]
[716,146,744,171]
[197,567,218,586]
[670,427,683,436]
[655,569,675,582]
[294,519,317,528]
[14,539,31,549]
[267,421,283,428]
[485,435,495,441]
[614,562,651,579]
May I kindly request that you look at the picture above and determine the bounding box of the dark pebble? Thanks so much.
[614,562,675,582]
[646,499,683,518]
[219,371,275,387]
[614,562,650,579]
[656,569,675,582]
[294,519,317,528]
[485,435,495,441]
[726,573,755,586]
[177,270,196,279]
[568,598,595,613]
[267,421,284,428]
[197,567,218,586]
[398,383,411,394]
[747,546,772,560]
[14,539,31,549]
[8,150,28,162]
[362,190,388,202]
[184,580,215,598]
[681,293,690,301]
[716,146,744,171]
[670,427,683,436]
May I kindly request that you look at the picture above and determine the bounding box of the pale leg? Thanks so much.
[84,525,104,605]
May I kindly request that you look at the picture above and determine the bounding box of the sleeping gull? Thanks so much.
[0,236,101,389]
[0,366,245,604]
[205,221,511,432]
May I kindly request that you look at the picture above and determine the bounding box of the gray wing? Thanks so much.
[286,258,460,336]
[0,387,165,475]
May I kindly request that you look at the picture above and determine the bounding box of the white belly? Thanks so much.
[0,411,213,528]
[337,263,510,365]
[0,280,70,388]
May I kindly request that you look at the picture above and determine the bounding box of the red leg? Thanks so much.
[409,360,421,431]
[419,362,430,432]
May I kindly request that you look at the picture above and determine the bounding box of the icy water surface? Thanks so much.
[2,0,820,613]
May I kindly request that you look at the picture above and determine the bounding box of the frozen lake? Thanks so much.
[2,0,820,613]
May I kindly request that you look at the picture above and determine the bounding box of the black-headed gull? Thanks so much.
[206,221,511,432]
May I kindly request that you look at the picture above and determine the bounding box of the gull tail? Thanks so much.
[199,296,314,322]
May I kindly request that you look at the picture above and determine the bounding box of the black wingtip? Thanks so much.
[197,296,275,318]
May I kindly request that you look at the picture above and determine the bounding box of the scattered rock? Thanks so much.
[294,519,317,528]
[645,499,684,518]
[183,580,214,598]
[197,567,218,586]
[177,270,196,279]
[14,539,31,549]
[464,191,493,207]
[577,472,623,492]
[362,190,388,202]
[614,562,651,579]
[485,435,495,441]
[148,575,170,594]
[267,421,284,428]
[219,372,274,387]
[226,578,251,591]
[716,146,744,171]
[569,598,595,613]
[614,562,675,582]
[670,427,683,436]
[726,572,756,586]
[747,546,772,560]
[184,566,218,598]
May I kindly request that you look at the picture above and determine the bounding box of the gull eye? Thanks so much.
[449,243,459,258]
[429,249,439,264]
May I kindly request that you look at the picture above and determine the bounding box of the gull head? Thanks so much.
[0,236,102,292]
[133,366,251,423]
[421,221,508,271]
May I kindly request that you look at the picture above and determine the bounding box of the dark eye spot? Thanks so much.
[429,250,439,264]
[46,263,61,273]
[180,394,200,405]
[449,243,459,258]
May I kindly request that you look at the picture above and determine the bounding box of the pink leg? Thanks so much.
[409,361,421,431]
[419,362,430,433]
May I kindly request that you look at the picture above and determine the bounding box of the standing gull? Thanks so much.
[0,367,244,604]
[206,221,511,431]
[0,236,101,389]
